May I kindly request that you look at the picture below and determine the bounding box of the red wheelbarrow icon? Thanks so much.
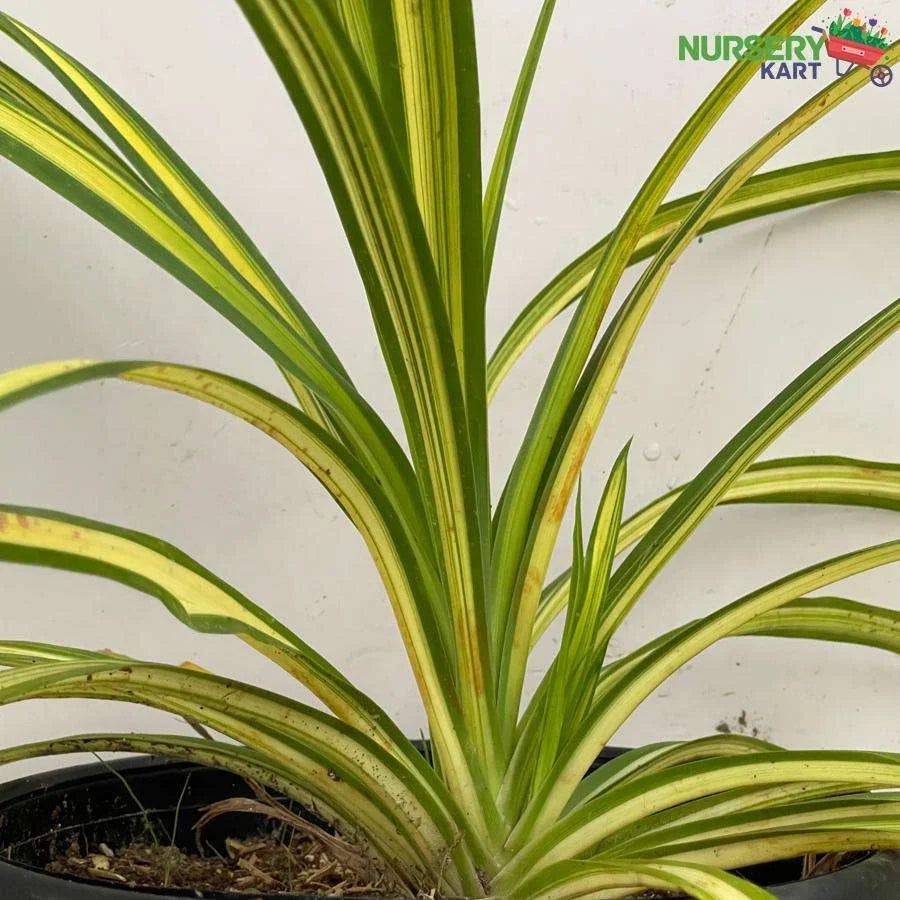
[812,26,893,86]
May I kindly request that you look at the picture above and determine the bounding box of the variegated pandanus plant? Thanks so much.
[0,2,898,898]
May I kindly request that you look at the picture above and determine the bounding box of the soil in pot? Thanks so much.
[0,757,398,898]
[46,827,391,895]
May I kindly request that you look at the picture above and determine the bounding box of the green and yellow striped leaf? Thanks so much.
[659,825,900,871]
[733,596,900,653]
[0,86,427,531]
[490,2,827,680]
[488,151,900,398]
[533,454,900,643]
[502,47,899,730]
[0,58,139,186]
[0,15,343,368]
[391,0,484,387]
[530,446,629,780]
[611,794,900,857]
[0,505,428,763]
[569,735,779,813]
[520,540,900,840]
[482,0,556,293]
[512,857,775,900]
[0,357,449,659]
[389,0,491,588]
[591,594,898,738]
[497,751,900,892]
[0,12,356,430]
[0,659,480,893]
[234,0,500,798]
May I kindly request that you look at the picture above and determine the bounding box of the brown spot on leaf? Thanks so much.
[546,487,567,524]
[548,425,595,523]
[16,514,29,528]
[524,565,544,597]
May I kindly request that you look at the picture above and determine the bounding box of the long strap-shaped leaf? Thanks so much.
[510,597,897,818]
[0,733,369,855]
[0,90,426,538]
[533,454,900,643]
[0,732,310,800]
[568,735,779,813]
[594,295,900,654]
[482,0,556,293]
[0,641,126,666]
[533,448,628,787]
[320,3,410,166]
[391,0,485,391]
[658,825,900,871]
[316,2,410,170]
[0,660,479,893]
[489,0,826,664]
[509,295,900,757]
[500,49,900,729]
[0,638,483,889]
[592,780,881,859]
[389,0,491,594]
[0,358,449,653]
[0,59,139,187]
[0,16,346,374]
[488,151,900,398]
[504,732,776,829]
[0,13,353,433]
[234,0,498,789]
[612,795,900,858]
[734,596,900,652]
[0,504,439,774]
[514,540,900,842]
[512,857,774,900]
[496,751,900,892]
[590,595,897,731]
[0,359,470,778]
[509,540,899,822]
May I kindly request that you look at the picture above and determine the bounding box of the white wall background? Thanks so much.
[0,1,898,780]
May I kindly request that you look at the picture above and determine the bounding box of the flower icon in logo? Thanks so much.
[814,7,893,86]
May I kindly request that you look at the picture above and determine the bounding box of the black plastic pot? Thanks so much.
[0,754,897,899]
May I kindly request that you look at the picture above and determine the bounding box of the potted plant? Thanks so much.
[0,0,898,897]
